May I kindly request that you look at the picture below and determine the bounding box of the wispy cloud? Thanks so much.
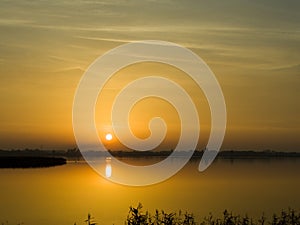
[0,18,34,26]
[48,55,86,64]
[267,64,300,73]
[75,36,132,44]
[48,66,85,73]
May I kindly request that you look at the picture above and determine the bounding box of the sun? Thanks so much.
[105,133,113,141]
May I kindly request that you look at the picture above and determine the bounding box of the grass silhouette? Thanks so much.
[1,204,299,225]
[125,203,300,225]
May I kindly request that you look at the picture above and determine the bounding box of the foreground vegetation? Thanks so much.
[124,203,300,225]
[2,204,299,225]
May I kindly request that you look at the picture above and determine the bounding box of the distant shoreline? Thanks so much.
[0,149,299,161]
[0,156,66,168]
[0,150,299,168]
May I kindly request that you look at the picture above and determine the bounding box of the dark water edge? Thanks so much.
[0,156,66,168]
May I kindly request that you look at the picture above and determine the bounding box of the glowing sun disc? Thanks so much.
[105,133,113,141]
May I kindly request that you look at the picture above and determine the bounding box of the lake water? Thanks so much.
[0,158,299,225]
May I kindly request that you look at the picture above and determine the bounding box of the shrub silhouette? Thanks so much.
[2,205,299,225]
[126,203,196,225]
[125,204,300,225]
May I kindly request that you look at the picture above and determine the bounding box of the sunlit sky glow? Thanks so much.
[0,0,299,151]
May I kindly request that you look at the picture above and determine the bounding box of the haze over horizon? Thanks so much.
[0,0,299,151]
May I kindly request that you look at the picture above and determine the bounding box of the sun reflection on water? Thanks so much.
[105,157,112,178]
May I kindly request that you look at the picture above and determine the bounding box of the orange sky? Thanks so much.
[0,1,299,151]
